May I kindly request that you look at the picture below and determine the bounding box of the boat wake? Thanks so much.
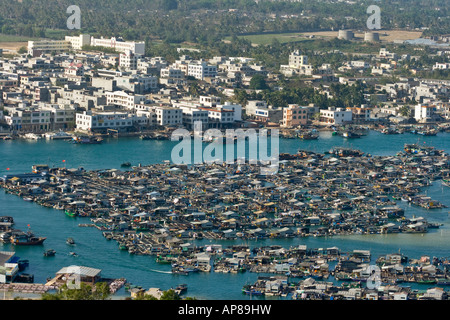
[148,269,172,274]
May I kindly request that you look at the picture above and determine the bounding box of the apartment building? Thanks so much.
[75,110,147,132]
[28,40,72,57]
[415,104,437,122]
[280,51,313,77]
[188,61,217,80]
[65,34,91,50]
[282,105,309,127]
[198,107,235,129]
[106,91,146,109]
[178,105,210,130]
[153,106,182,127]
[90,37,145,55]
[320,107,353,125]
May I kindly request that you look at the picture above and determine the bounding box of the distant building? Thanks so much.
[75,110,147,132]
[319,107,353,125]
[415,103,437,122]
[282,105,309,127]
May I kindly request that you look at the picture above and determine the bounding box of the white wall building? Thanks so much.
[319,107,353,125]
[188,61,217,80]
[75,111,147,132]
[106,91,146,109]
[90,37,145,55]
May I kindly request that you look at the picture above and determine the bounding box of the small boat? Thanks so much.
[69,252,78,257]
[72,136,103,144]
[121,162,132,168]
[22,133,42,140]
[45,131,72,140]
[175,284,188,294]
[66,237,75,245]
[44,249,56,257]
[65,210,77,217]
[140,135,152,140]
[341,131,361,139]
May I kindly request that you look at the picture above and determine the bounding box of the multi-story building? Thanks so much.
[4,108,51,132]
[153,106,182,127]
[119,50,138,70]
[188,61,217,80]
[216,102,242,122]
[106,91,146,109]
[347,106,371,123]
[90,37,145,55]
[319,107,353,125]
[198,107,235,129]
[75,110,147,132]
[415,104,437,122]
[282,105,309,127]
[27,40,72,57]
[65,34,91,50]
[179,105,209,130]
[280,51,313,77]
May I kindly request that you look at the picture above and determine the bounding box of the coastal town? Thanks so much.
[0,33,449,142]
[1,23,450,301]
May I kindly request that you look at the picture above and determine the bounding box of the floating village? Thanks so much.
[1,140,450,299]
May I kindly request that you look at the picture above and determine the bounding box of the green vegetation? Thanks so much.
[41,282,112,300]
[233,81,366,109]
[0,0,448,45]
[81,45,119,54]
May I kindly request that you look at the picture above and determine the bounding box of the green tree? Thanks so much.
[41,282,111,300]
[249,74,269,90]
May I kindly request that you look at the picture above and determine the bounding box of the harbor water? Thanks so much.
[1,130,450,300]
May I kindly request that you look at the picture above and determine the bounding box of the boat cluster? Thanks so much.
[239,245,450,300]
[0,144,449,255]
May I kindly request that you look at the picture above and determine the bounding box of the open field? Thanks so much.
[303,30,424,42]
[228,29,424,46]
[0,42,28,53]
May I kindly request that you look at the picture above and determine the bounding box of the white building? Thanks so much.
[415,104,437,122]
[90,36,145,55]
[75,111,147,132]
[280,51,313,77]
[179,105,210,130]
[217,102,242,122]
[199,107,235,128]
[106,91,146,109]
[119,50,138,70]
[160,68,184,79]
[65,34,91,50]
[188,61,217,80]
[153,106,182,126]
[319,107,353,125]
[28,39,72,56]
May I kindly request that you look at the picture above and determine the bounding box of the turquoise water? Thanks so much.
[0,131,449,299]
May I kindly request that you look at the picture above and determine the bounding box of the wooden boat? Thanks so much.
[44,249,56,257]
[11,231,46,245]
